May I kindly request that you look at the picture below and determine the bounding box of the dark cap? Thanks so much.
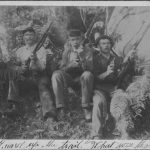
[23,26,35,34]
[68,29,82,37]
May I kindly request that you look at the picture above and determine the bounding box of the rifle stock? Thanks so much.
[25,21,54,67]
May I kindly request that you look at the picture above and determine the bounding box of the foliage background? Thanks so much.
[0,6,110,51]
[0,6,107,139]
[0,6,149,140]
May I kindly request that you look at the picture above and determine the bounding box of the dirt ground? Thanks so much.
[0,85,150,140]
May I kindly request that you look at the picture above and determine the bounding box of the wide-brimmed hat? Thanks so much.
[15,25,35,35]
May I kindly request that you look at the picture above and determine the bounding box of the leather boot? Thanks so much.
[43,111,58,122]
[4,101,21,120]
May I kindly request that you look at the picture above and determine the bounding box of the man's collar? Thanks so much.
[98,50,111,60]
[94,48,114,60]
[102,52,111,60]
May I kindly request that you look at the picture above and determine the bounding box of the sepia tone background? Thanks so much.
[0,6,150,139]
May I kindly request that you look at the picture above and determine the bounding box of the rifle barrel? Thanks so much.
[84,12,100,42]
[33,21,54,54]
[111,48,119,58]
[25,21,54,66]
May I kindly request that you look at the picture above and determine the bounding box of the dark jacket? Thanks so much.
[60,42,93,73]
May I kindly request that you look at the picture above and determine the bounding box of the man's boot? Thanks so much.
[43,110,58,122]
[83,108,92,122]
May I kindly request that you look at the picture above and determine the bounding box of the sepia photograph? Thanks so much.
[0,2,150,141]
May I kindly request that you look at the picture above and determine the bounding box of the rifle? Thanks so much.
[82,12,100,46]
[45,39,64,73]
[84,10,119,58]
[25,21,54,67]
[0,21,54,81]
[116,21,150,89]
[116,58,135,90]
[111,48,119,59]
[49,39,63,56]
[116,26,150,89]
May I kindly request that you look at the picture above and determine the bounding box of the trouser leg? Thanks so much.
[38,76,56,119]
[6,80,24,117]
[80,71,94,108]
[7,80,20,102]
[92,90,108,137]
[51,70,73,109]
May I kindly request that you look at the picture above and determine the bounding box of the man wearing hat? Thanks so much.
[91,35,122,138]
[51,29,93,121]
[7,26,56,121]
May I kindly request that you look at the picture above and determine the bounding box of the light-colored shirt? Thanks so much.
[16,44,53,70]
[16,44,36,62]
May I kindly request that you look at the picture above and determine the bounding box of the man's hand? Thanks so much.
[97,61,115,80]
[106,64,114,76]
[68,59,80,68]
[30,53,37,62]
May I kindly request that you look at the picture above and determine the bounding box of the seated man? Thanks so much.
[7,26,56,121]
[91,35,121,138]
[51,29,93,121]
